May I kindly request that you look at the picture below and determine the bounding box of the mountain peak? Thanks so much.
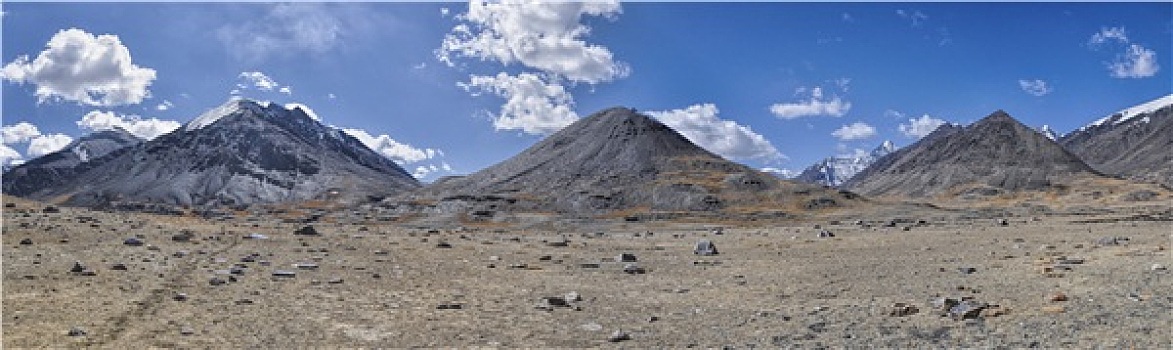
[184,97,276,131]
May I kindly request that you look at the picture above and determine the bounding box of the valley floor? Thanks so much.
[2,201,1170,348]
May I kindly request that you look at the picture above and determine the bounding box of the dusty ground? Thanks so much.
[2,198,1170,348]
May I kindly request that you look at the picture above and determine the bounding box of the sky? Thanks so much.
[2,2,1170,180]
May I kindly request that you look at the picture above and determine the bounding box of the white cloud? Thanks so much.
[283,103,320,121]
[437,0,629,84]
[76,110,180,140]
[1086,26,1159,79]
[27,134,74,158]
[1018,79,1053,96]
[1109,44,1159,78]
[896,9,928,27]
[156,99,174,111]
[217,4,353,62]
[341,128,441,165]
[2,122,42,144]
[898,114,946,139]
[770,87,852,119]
[831,122,877,141]
[0,143,23,167]
[412,162,455,179]
[1088,26,1129,47]
[648,103,783,161]
[1,28,156,106]
[239,71,280,91]
[327,93,337,99]
[460,72,578,135]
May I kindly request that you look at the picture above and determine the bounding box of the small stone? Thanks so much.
[608,329,631,342]
[111,263,128,271]
[546,238,569,247]
[694,239,719,255]
[244,233,268,240]
[1095,236,1128,246]
[19,238,32,245]
[616,253,638,262]
[887,303,918,317]
[67,327,86,337]
[1151,264,1167,271]
[622,263,646,274]
[816,230,835,238]
[980,306,1009,318]
[272,270,297,278]
[436,303,463,310]
[948,299,987,320]
[1048,292,1068,302]
[565,291,582,302]
[580,322,603,332]
[123,237,144,246]
[958,267,978,274]
[294,225,319,236]
[172,230,195,242]
[1041,305,1065,314]
[209,277,227,286]
[435,241,453,248]
[173,293,188,301]
[293,263,319,270]
[328,277,344,284]
[179,326,195,336]
[70,261,87,273]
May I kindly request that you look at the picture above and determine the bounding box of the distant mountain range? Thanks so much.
[3,95,1170,212]
[844,110,1098,198]
[395,107,860,216]
[3,98,419,207]
[1059,95,1173,188]
[793,140,897,187]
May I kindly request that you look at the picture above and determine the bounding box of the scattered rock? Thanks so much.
[172,230,195,242]
[565,291,582,302]
[546,238,570,247]
[608,329,631,342]
[42,206,60,214]
[436,303,463,310]
[958,267,978,274]
[1095,236,1128,246]
[111,263,128,271]
[18,238,32,245]
[293,263,319,270]
[209,277,228,286]
[272,270,297,278]
[694,239,719,255]
[67,327,86,337]
[980,305,1009,318]
[1048,291,1068,302]
[623,263,646,274]
[435,241,453,248]
[816,230,835,238]
[888,303,919,317]
[174,293,188,301]
[1041,305,1065,314]
[328,277,344,284]
[244,233,269,240]
[294,226,319,236]
[580,322,603,332]
[123,237,145,246]
[616,253,638,262]
[180,326,195,336]
[1151,264,1167,271]
[948,299,988,320]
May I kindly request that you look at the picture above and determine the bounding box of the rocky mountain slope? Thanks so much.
[1059,95,1173,188]
[2,98,419,207]
[3,128,143,196]
[794,141,897,187]
[844,110,1099,198]
[394,107,859,218]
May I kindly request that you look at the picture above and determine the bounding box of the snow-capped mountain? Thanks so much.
[3,98,420,207]
[760,167,798,179]
[794,140,897,187]
[1038,125,1056,140]
[1060,94,1173,187]
[2,127,143,196]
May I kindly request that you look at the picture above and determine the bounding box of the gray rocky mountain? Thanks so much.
[2,127,143,197]
[794,140,896,187]
[844,110,1098,198]
[1059,95,1173,188]
[394,107,859,217]
[2,98,419,207]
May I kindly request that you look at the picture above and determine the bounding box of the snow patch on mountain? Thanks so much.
[1084,94,1173,130]
[794,141,897,187]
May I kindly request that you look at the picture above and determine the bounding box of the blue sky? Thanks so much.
[2,2,1170,180]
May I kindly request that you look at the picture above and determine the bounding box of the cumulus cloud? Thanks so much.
[217,3,361,63]
[831,122,877,141]
[898,114,946,139]
[0,143,23,167]
[342,128,442,165]
[648,103,783,161]
[460,72,578,135]
[156,99,174,111]
[239,71,280,91]
[439,1,629,135]
[1108,44,1159,78]
[1018,79,1053,96]
[76,110,180,140]
[1,28,157,106]
[2,122,42,144]
[437,0,629,84]
[412,162,454,179]
[770,87,852,119]
[1086,26,1159,79]
[279,86,292,95]
[27,134,74,158]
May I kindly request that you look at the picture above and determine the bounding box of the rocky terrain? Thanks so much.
[1060,95,1173,188]
[3,194,1169,348]
[2,128,142,197]
[794,140,896,187]
[3,99,419,208]
[846,110,1118,199]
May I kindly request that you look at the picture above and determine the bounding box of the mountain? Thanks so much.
[1038,125,1057,140]
[396,107,859,217]
[1059,95,1173,187]
[2,127,143,196]
[794,140,897,187]
[2,98,420,207]
[844,110,1098,198]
